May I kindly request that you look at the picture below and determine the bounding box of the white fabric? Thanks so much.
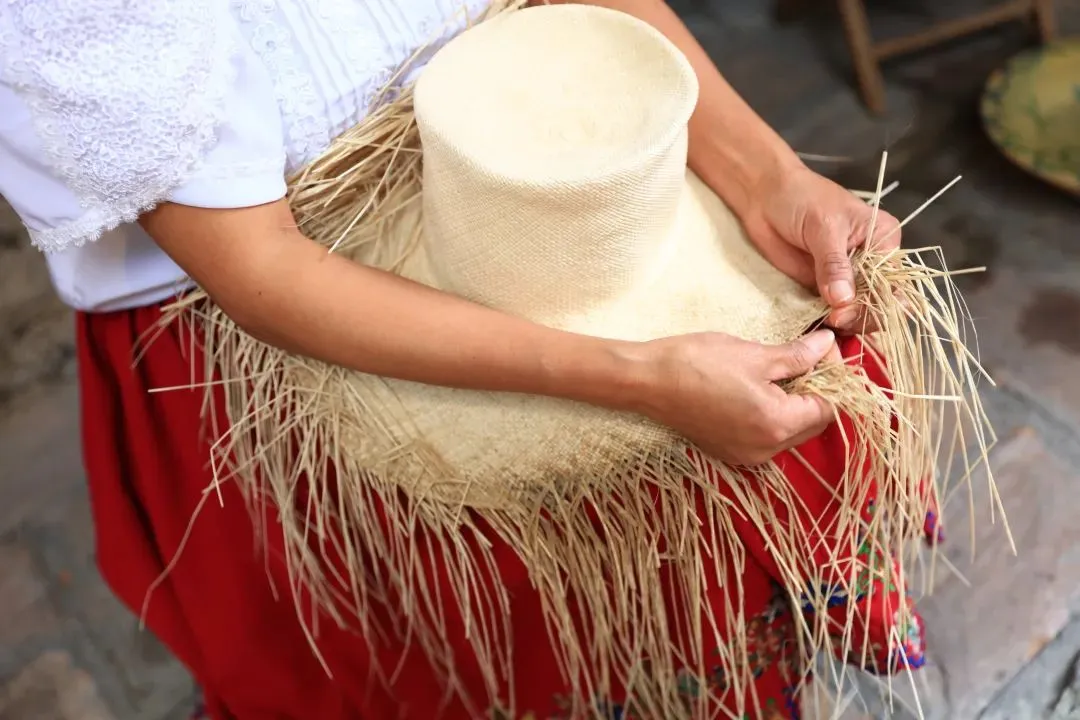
[0,0,491,311]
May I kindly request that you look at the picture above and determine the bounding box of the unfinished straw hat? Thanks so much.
[350,3,826,507]
[173,1,1003,716]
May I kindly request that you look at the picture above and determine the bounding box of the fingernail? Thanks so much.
[833,305,859,328]
[805,328,835,354]
[827,280,855,304]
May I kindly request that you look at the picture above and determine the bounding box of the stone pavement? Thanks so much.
[2,2,1080,718]
[0,384,198,719]
[0,203,75,406]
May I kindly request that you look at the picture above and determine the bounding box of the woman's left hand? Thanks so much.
[740,164,901,333]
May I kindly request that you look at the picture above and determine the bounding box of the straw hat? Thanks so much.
[336,3,827,508]
[180,4,997,711]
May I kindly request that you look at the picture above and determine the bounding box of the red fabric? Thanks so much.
[77,303,926,720]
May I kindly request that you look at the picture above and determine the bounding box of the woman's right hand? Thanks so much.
[628,329,839,465]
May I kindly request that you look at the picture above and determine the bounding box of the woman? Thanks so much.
[0,0,904,717]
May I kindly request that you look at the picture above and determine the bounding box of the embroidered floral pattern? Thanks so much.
[0,0,238,253]
[231,0,328,164]
[798,493,936,678]
[564,464,941,720]
[5,0,493,251]
[493,588,806,719]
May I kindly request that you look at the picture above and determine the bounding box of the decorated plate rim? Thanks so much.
[979,38,1080,198]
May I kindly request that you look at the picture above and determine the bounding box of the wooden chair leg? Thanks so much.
[775,0,808,24]
[1032,0,1058,43]
[836,0,887,115]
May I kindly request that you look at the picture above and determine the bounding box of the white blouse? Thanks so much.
[0,0,490,311]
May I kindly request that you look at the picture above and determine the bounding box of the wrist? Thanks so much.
[541,334,663,417]
[600,340,665,417]
[702,137,803,221]
[688,100,804,222]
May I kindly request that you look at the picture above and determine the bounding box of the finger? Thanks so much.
[862,209,902,253]
[827,280,915,334]
[784,414,834,450]
[764,329,836,381]
[827,302,879,335]
[817,248,855,308]
[803,212,857,307]
[776,393,834,445]
[823,340,844,366]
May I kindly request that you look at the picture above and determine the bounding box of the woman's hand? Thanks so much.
[562,0,903,331]
[144,200,840,467]
[740,164,902,333]
[629,329,839,465]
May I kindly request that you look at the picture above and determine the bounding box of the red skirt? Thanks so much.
[77,302,927,720]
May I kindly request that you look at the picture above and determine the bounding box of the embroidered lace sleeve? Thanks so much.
[0,0,287,254]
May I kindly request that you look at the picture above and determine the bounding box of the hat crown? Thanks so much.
[414,4,699,325]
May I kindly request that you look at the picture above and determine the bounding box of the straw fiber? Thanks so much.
[158,3,1003,717]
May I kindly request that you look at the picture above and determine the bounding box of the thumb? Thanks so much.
[765,329,836,381]
[808,229,856,307]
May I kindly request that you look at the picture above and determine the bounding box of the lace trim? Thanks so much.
[0,0,241,253]
[25,157,286,253]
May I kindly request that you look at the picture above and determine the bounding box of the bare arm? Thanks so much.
[141,201,648,411]
[141,198,833,466]
[537,0,805,218]
[140,2,838,464]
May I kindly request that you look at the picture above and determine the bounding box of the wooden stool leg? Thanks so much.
[837,0,887,115]
[1032,0,1058,43]
[775,0,808,24]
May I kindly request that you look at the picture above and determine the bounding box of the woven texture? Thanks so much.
[171,4,997,714]
[325,5,826,506]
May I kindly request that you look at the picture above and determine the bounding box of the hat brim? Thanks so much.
[324,171,826,508]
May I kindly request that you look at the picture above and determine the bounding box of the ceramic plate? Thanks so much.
[981,38,1080,197]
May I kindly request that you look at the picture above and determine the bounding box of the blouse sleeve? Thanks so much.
[0,0,288,254]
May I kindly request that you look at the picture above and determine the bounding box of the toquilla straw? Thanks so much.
[150,5,1007,717]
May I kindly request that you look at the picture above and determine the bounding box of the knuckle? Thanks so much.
[877,212,900,232]
[786,342,810,372]
[765,424,790,447]
[745,343,774,372]
[813,212,848,243]
[815,210,843,232]
[752,406,789,446]
[859,212,901,249]
[822,249,851,277]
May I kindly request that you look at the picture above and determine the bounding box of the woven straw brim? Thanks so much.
[154,3,1005,717]
[328,169,825,508]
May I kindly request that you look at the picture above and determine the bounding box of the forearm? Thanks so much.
[143,202,650,412]
[236,234,647,405]
[544,0,804,216]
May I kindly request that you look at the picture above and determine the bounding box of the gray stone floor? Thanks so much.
[2,2,1080,718]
